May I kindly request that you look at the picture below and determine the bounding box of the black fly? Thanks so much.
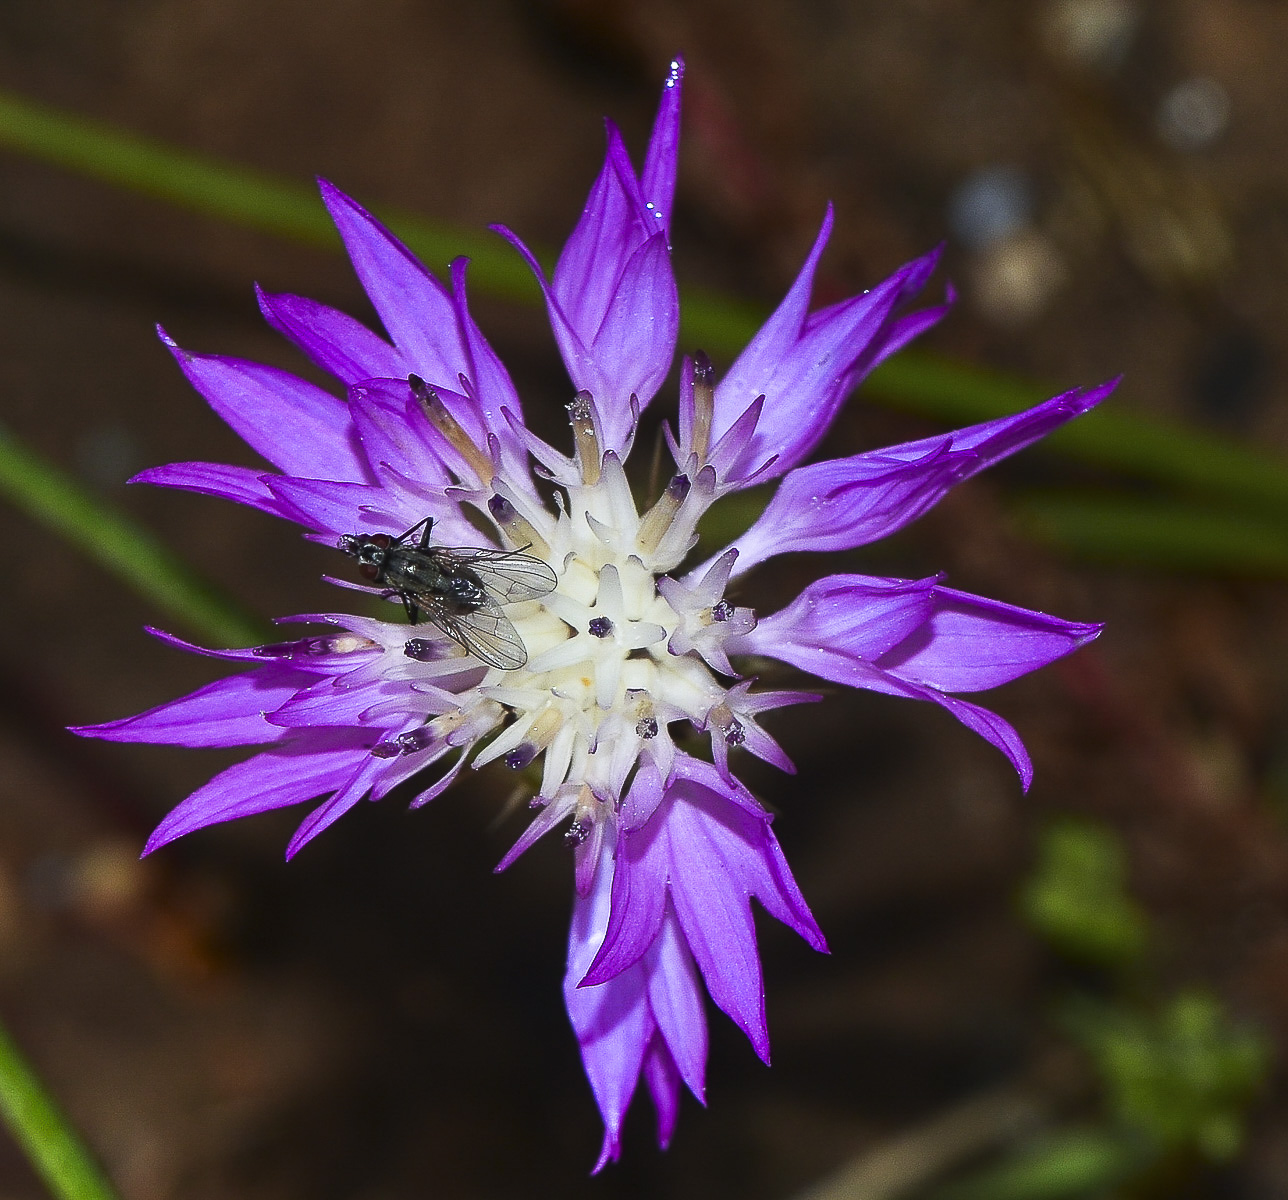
[338,517,557,670]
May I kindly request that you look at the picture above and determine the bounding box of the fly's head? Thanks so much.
[339,532,392,582]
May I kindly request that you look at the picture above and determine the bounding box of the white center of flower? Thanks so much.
[422,388,758,852]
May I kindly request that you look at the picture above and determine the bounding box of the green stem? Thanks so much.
[0,424,264,646]
[0,88,540,305]
[0,1018,122,1200]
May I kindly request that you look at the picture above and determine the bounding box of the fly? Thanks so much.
[338,517,557,671]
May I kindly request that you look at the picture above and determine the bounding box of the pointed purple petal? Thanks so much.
[712,234,943,483]
[644,911,707,1105]
[565,857,652,1171]
[256,287,408,383]
[641,58,684,227]
[446,259,532,484]
[876,378,1119,473]
[264,476,410,538]
[875,586,1103,693]
[583,805,669,984]
[584,232,678,420]
[143,730,372,853]
[72,668,309,747]
[727,443,977,572]
[285,751,388,858]
[347,378,451,489]
[852,666,1035,788]
[131,462,300,523]
[319,181,462,383]
[642,1039,683,1150]
[733,573,939,667]
[160,332,367,481]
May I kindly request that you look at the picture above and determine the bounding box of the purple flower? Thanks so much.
[74,58,1111,1166]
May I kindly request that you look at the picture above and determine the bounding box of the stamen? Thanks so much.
[488,494,550,558]
[710,600,734,623]
[506,744,537,770]
[370,741,402,759]
[395,727,434,754]
[636,715,659,739]
[708,702,746,747]
[588,616,614,639]
[567,390,602,486]
[636,473,691,555]
[498,705,566,772]
[253,634,375,658]
[404,638,451,662]
[690,351,715,460]
[409,374,495,483]
[563,784,599,847]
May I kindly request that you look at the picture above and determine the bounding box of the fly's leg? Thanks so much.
[380,587,423,624]
[393,516,435,548]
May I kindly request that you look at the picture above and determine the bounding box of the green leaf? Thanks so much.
[1065,991,1269,1161]
[1021,818,1149,970]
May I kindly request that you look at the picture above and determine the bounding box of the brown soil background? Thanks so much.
[2,2,1287,1197]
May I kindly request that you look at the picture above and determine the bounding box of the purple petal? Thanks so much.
[732,574,939,667]
[285,750,389,858]
[727,442,977,573]
[662,773,813,1061]
[586,757,824,1062]
[565,857,653,1171]
[582,231,679,419]
[875,586,1103,693]
[583,790,670,983]
[159,332,368,481]
[642,1039,683,1150]
[641,58,684,228]
[742,627,1037,786]
[265,476,411,538]
[319,181,463,383]
[131,462,300,523]
[319,185,528,453]
[143,730,373,853]
[347,378,452,490]
[875,378,1119,473]
[850,666,1035,787]
[71,667,310,747]
[265,675,393,729]
[446,259,532,484]
[256,287,408,384]
[712,230,943,483]
[644,911,707,1105]
[553,125,660,336]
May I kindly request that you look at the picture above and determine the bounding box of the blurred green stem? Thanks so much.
[0,1018,122,1200]
[0,423,263,646]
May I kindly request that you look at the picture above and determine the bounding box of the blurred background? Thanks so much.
[1,1,1287,1197]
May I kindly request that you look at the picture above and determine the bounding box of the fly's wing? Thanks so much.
[447,548,558,604]
[423,593,530,671]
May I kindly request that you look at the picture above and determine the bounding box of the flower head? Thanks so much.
[75,58,1110,1166]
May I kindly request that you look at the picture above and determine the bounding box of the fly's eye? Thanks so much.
[358,562,380,581]
[370,534,392,548]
